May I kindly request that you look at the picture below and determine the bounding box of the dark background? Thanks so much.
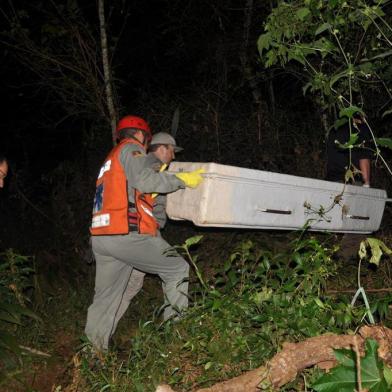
[0,0,391,259]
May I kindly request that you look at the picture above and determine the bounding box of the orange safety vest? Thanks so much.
[90,139,158,236]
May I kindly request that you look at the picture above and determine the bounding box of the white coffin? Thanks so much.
[166,162,388,234]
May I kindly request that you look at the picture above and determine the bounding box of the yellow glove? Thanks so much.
[175,168,205,188]
[152,164,168,198]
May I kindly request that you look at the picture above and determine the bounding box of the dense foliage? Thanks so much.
[258,0,392,118]
[258,0,392,182]
[78,235,388,391]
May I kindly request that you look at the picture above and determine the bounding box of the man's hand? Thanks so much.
[175,168,205,188]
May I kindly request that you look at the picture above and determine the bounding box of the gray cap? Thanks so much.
[150,132,183,152]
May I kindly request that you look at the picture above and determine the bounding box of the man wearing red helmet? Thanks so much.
[85,115,203,351]
[110,132,185,331]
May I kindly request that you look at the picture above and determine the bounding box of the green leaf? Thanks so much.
[184,235,203,248]
[296,7,311,21]
[0,310,21,324]
[257,33,271,54]
[333,348,355,367]
[368,239,383,266]
[0,302,41,322]
[368,5,386,19]
[376,138,392,149]
[330,69,350,88]
[288,50,306,65]
[329,0,340,7]
[361,339,388,391]
[251,287,273,304]
[227,270,238,286]
[384,366,392,386]
[265,49,277,67]
[223,259,232,272]
[312,361,356,391]
[314,297,326,309]
[336,132,358,149]
[359,238,392,266]
[315,23,331,35]
[212,299,222,311]
[358,62,373,74]
[208,289,221,298]
[300,45,317,57]
[344,168,355,183]
[251,314,269,323]
[313,339,389,392]
[359,240,367,260]
[339,106,363,119]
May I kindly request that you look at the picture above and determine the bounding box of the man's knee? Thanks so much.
[178,258,189,277]
[160,258,189,283]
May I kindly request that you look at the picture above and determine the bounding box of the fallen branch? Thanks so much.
[156,325,392,392]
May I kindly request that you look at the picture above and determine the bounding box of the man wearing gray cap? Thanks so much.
[146,133,183,228]
[111,133,184,340]
[148,132,183,166]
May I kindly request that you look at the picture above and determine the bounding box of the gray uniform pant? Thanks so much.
[85,232,189,350]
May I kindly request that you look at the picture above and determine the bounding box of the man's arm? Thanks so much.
[153,194,167,228]
[359,158,371,186]
[121,144,185,194]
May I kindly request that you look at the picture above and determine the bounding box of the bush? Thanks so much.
[0,250,40,379]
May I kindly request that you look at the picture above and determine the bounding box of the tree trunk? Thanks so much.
[98,0,117,145]
[240,0,263,105]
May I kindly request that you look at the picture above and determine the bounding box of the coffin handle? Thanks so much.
[256,208,292,215]
[345,214,370,221]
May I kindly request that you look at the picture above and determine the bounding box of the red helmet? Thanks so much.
[116,115,151,136]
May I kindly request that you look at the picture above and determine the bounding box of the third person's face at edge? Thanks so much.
[0,161,8,189]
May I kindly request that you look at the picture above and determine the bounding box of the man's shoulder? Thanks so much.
[120,142,146,158]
